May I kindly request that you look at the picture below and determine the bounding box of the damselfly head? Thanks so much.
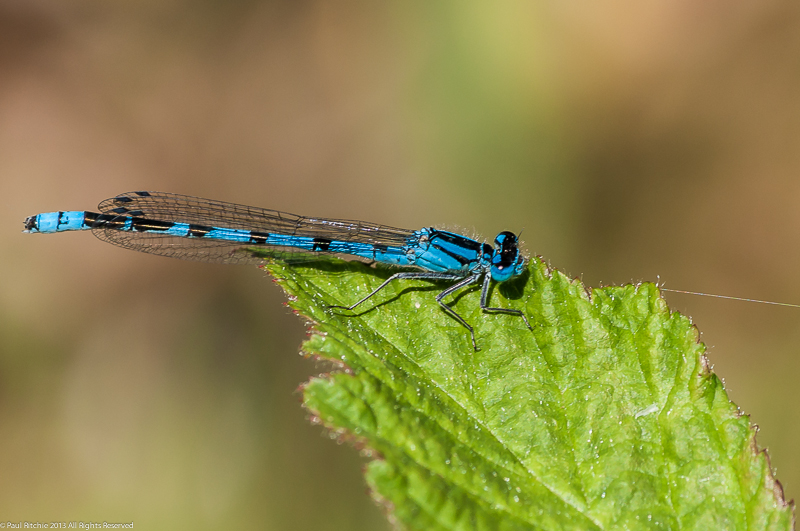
[490,231,523,282]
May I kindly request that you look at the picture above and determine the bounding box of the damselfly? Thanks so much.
[24,191,533,350]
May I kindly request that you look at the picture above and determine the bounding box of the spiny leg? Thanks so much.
[479,273,532,330]
[329,271,464,311]
[435,273,482,351]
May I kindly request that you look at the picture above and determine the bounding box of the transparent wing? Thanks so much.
[93,191,417,265]
[92,229,272,265]
[98,191,415,245]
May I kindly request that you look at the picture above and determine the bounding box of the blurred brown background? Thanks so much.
[1,1,798,529]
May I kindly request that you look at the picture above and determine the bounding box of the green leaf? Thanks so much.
[265,257,794,531]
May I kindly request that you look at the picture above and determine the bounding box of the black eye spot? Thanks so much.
[492,231,520,269]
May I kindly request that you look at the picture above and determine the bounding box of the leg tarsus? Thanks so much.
[479,273,533,331]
